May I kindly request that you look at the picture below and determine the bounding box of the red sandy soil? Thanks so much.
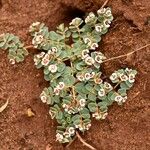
[0,0,150,150]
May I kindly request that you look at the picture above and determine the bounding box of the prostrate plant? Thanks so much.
[29,7,137,143]
[0,7,137,144]
[0,33,28,64]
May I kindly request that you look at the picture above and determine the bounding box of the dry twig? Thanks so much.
[66,136,77,149]
[102,44,150,63]
[101,0,110,8]
[76,131,96,150]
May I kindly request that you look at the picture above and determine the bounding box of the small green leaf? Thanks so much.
[63,75,76,86]
[88,102,97,112]
[88,93,96,101]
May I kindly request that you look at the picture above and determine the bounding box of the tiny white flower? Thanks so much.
[119,74,128,81]
[97,8,106,15]
[81,49,89,59]
[49,110,55,119]
[37,52,45,58]
[85,56,95,65]
[92,112,98,118]
[90,72,95,78]
[86,123,91,130]
[51,47,58,53]
[48,64,57,73]
[32,35,44,45]
[125,68,133,74]
[95,55,103,63]
[104,20,110,28]
[58,82,65,90]
[85,17,90,24]
[40,95,47,103]
[79,127,84,131]
[32,22,40,27]
[95,115,101,120]
[85,13,95,24]
[98,89,105,97]
[9,59,15,65]
[110,72,118,81]
[54,88,60,95]
[64,108,68,112]
[41,58,50,66]
[122,96,128,102]
[40,91,47,103]
[56,133,63,142]
[77,74,85,81]
[48,50,52,54]
[63,132,70,138]
[95,25,103,32]
[105,9,112,17]
[128,74,135,83]
[101,112,108,119]
[70,17,83,26]
[34,57,38,65]
[75,125,79,128]
[115,95,124,103]
[68,127,75,135]
[84,73,91,80]
[79,99,86,107]
[62,104,67,108]
[83,38,92,46]
[104,82,113,91]
[94,78,103,84]
[90,43,98,50]
[44,53,50,60]
[68,110,72,114]
[89,12,95,18]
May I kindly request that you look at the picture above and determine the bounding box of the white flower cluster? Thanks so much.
[93,51,107,64]
[34,50,58,73]
[97,7,112,17]
[29,22,41,36]
[34,51,47,66]
[69,17,83,26]
[81,48,106,66]
[110,68,137,83]
[114,95,128,104]
[29,22,41,33]
[63,98,86,114]
[96,7,113,31]
[32,34,44,48]
[92,111,108,120]
[98,82,113,97]
[48,47,58,54]
[54,82,65,95]
[9,58,16,65]
[93,73,103,84]
[56,127,75,143]
[40,90,48,103]
[76,72,95,81]
[85,12,96,24]
[75,122,91,132]
[48,64,57,73]
[83,38,98,50]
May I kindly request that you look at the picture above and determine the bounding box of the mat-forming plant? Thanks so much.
[0,7,137,144]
